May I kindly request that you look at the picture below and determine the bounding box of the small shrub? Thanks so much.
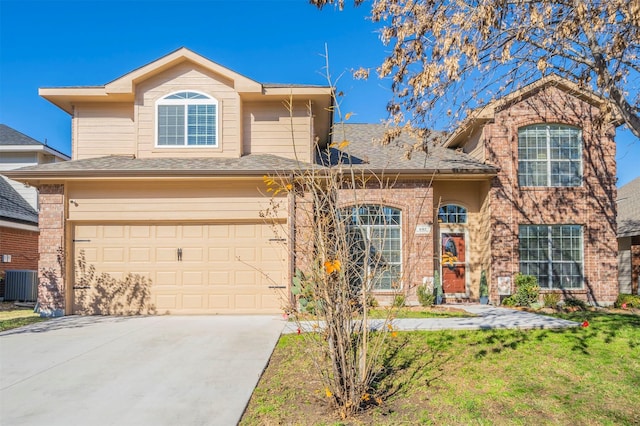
[543,292,562,308]
[479,270,489,297]
[512,274,539,307]
[393,294,406,308]
[501,295,517,307]
[366,294,379,308]
[433,270,443,298]
[615,293,640,308]
[564,297,588,310]
[417,285,435,307]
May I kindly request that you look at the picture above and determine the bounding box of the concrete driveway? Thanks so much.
[0,315,284,426]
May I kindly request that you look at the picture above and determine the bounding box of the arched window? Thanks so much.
[156,91,218,147]
[340,205,402,291]
[438,204,467,224]
[518,124,582,187]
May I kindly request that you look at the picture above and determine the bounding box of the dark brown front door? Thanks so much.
[441,232,466,294]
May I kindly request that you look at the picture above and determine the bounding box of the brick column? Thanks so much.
[37,184,65,316]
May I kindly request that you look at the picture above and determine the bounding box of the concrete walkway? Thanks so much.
[282,304,579,334]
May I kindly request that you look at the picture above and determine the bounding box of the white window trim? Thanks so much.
[519,224,584,290]
[155,90,219,148]
[518,124,583,187]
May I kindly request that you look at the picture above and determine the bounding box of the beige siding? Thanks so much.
[73,103,135,160]
[434,180,490,298]
[67,179,287,222]
[243,101,312,162]
[460,128,485,161]
[135,63,241,158]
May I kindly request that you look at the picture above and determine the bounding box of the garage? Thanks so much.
[72,223,288,314]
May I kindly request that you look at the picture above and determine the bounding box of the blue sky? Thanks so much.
[1,0,638,185]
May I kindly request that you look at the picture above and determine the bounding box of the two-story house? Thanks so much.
[5,48,620,316]
[1,124,69,298]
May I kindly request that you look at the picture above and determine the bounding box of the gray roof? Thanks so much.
[319,123,498,174]
[0,124,43,146]
[4,154,318,177]
[0,177,38,225]
[618,176,640,237]
[0,124,70,159]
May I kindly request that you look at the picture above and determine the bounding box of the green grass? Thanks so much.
[241,310,640,425]
[0,307,48,331]
[368,307,474,319]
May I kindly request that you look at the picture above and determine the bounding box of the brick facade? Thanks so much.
[293,178,434,306]
[0,226,39,297]
[484,86,618,305]
[37,184,66,316]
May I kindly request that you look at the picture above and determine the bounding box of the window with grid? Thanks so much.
[518,125,582,187]
[438,204,467,224]
[519,225,583,289]
[157,91,217,147]
[341,205,402,291]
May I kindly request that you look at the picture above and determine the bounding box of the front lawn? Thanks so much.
[0,302,48,331]
[241,310,640,425]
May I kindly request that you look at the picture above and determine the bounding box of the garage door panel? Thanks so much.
[235,247,256,262]
[183,248,204,262]
[156,295,177,309]
[235,294,257,309]
[156,248,177,262]
[129,248,151,262]
[130,226,151,238]
[182,294,205,309]
[209,295,230,309]
[183,271,204,285]
[209,271,229,285]
[73,223,288,314]
[209,247,230,261]
[103,248,125,262]
[156,271,178,286]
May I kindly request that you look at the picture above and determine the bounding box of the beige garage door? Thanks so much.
[72,223,288,314]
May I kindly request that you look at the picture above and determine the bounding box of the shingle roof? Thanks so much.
[0,124,43,146]
[0,177,38,225]
[618,176,640,237]
[4,154,318,178]
[319,123,498,174]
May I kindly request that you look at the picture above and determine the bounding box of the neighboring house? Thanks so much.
[0,125,69,297]
[4,48,622,316]
[618,177,640,295]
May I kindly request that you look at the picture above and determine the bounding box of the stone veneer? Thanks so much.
[37,184,66,316]
[484,86,618,306]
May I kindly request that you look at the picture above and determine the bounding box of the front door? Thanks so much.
[441,232,466,294]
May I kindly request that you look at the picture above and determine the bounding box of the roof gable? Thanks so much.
[444,74,616,148]
[39,47,332,114]
[104,47,262,94]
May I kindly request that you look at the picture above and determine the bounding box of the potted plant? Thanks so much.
[434,269,443,305]
[479,270,489,305]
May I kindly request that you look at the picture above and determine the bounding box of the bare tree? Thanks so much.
[311,0,640,138]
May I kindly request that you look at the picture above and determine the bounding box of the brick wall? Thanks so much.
[0,226,39,297]
[484,86,618,305]
[294,177,434,306]
[37,184,66,316]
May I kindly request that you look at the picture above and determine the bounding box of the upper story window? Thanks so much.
[156,91,218,147]
[438,204,467,224]
[518,124,582,187]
